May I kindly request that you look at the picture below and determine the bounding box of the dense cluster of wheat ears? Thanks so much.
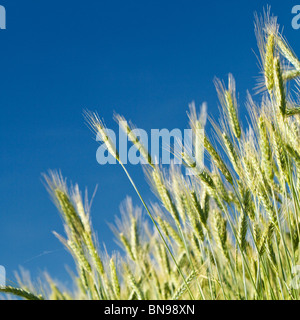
[1,10,300,300]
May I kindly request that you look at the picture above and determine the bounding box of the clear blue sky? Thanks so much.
[0,0,298,287]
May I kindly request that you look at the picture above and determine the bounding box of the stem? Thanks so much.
[119,162,195,300]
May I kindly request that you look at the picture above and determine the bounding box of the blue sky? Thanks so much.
[0,0,299,287]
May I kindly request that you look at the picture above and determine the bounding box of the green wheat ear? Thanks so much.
[0,286,44,300]
[109,258,121,299]
[273,57,286,117]
[214,211,229,261]
[264,33,275,91]
[258,116,273,181]
[276,35,300,71]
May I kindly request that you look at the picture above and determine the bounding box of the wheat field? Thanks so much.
[1,10,300,300]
